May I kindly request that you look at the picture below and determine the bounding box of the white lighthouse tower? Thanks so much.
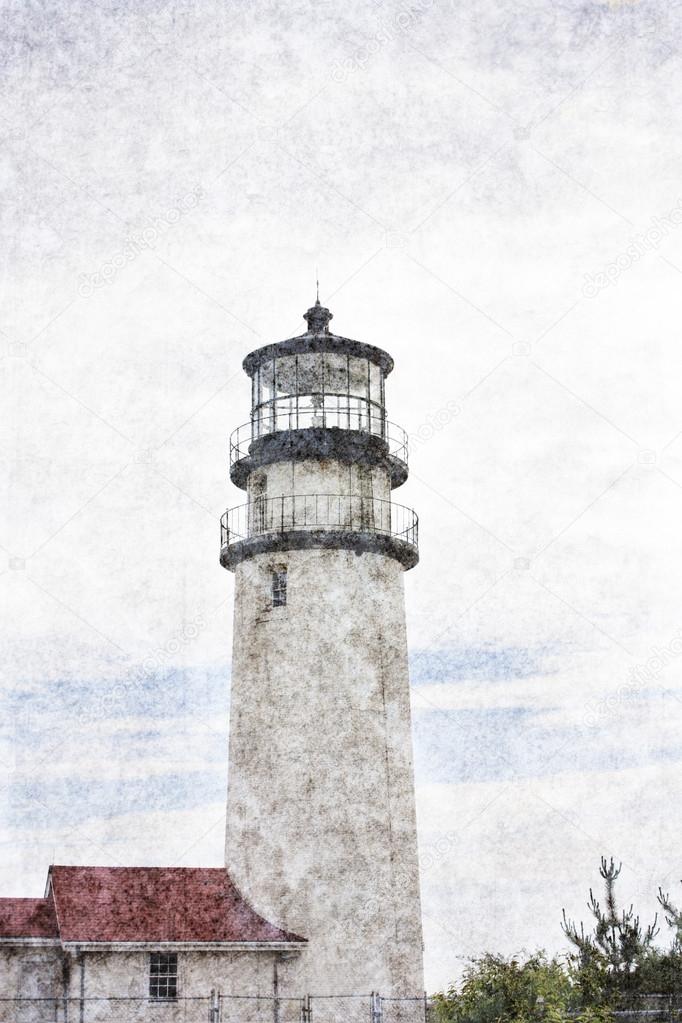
[221,296,424,1002]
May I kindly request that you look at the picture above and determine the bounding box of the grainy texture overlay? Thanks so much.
[1,0,682,995]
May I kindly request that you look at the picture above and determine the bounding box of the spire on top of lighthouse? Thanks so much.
[303,287,333,335]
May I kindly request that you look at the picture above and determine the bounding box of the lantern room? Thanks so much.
[231,299,408,490]
[242,299,393,439]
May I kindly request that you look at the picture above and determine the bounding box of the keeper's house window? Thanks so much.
[272,568,287,607]
[149,952,178,1000]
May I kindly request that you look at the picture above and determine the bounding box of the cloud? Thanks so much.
[7,769,225,831]
[412,699,682,785]
[410,645,556,684]
[7,663,229,730]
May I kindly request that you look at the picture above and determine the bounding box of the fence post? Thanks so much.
[60,950,69,1023]
[210,987,220,1023]
[78,949,85,1023]
[371,991,383,1023]
[273,959,281,1023]
[301,993,312,1023]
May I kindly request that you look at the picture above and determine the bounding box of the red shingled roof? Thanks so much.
[0,867,305,945]
[0,896,59,939]
[50,866,305,944]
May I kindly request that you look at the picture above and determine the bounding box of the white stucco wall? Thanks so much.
[0,945,64,1023]
[247,459,392,504]
[0,944,290,1023]
[225,544,424,1000]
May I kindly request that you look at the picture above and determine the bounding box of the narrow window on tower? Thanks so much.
[272,568,287,607]
[149,952,178,1001]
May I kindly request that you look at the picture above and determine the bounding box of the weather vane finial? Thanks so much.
[304,277,333,333]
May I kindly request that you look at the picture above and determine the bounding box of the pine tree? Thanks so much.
[562,857,659,1004]
[657,883,682,952]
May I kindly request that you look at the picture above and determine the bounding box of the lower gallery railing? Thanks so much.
[220,494,418,551]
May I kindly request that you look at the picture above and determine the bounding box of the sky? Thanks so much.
[2,0,682,994]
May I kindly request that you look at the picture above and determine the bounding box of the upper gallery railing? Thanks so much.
[230,398,409,470]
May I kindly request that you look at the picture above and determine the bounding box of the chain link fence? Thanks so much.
[611,994,682,1021]
[6,992,681,1023]
[0,992,434,1023]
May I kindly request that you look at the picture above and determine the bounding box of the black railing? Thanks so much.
[220,494,418,551]
[231,396,408,468]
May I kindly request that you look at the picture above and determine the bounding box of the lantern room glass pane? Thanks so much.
[324,352,348,396]
[348,395,368,431]
[259,359,275,404]
[297,353,323,395]
[369,363,382,406]
[348,356,369,401]
[274,355,297,396]
[274,395,296,431]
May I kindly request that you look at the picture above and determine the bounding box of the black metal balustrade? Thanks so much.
[220,493,418,566]
[253,391,385,434]
[230,398,409,471]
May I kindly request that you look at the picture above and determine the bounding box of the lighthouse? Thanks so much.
[221,296,424,1001]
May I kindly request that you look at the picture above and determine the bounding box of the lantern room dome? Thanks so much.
[242,299,394,378]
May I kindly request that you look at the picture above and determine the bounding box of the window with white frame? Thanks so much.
[149,952,178,1000]
[272,568,287,607]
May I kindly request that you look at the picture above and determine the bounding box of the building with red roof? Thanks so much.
[0,866,305,948]
[0,865,305,1015]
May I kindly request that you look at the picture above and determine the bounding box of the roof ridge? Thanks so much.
[50,864,226,871]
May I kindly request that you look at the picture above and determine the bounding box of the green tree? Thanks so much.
[636,883,682,998]
[658,883,682,952]
[432,952,580,1023]
[635,946,682,1000]
[561,857,659,1004]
